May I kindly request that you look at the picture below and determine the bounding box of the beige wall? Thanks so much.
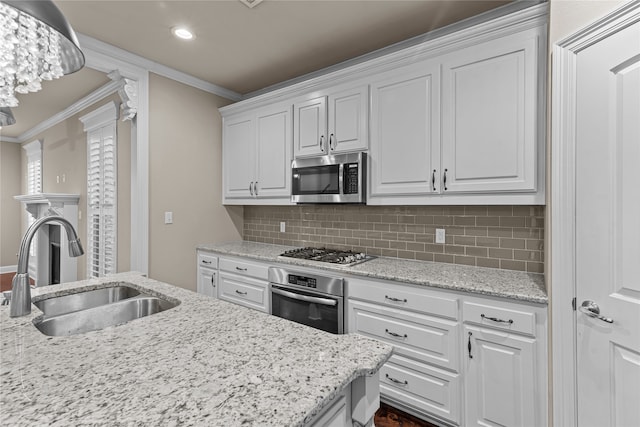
[19,92,131,279]
[0,142,23,267]
[148,73,243,291]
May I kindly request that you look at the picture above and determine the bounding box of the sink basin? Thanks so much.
[34,296,178,336]
[34,285,141,317]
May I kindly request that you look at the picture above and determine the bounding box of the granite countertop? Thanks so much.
[1,273,392,426]
[198,241,547,304]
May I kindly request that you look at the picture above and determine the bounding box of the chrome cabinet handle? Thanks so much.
[235,290,248,296]
[384,295,407,303]
[210,274,215,287]
[468,331,473,359]
[579,300,614,324]
[249,182,254,196]
[385,374,408,386]
[329,134,334,151]
[254,182,258,196]
[319,135,325,152]
[432,169,436,191]
[385,329,407,339]
[481,314,514,324]
[443,169,448,191]
[202,260,212,265]
[235,267,248,272]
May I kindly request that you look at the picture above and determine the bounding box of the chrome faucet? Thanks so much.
[10,215,84,317]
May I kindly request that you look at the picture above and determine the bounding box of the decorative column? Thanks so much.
[14,193,80,286]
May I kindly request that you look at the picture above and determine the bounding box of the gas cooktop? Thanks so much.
[279,247,374,266]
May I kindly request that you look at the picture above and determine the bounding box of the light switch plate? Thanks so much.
[280,221,286,233]
[164,212,173,224]
[435,228,446,244]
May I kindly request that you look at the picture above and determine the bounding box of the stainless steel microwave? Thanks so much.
[291,152,366,204]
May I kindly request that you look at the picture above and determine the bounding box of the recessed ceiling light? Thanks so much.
[171,26,194,40]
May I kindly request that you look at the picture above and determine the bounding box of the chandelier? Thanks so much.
[0,0,84,108]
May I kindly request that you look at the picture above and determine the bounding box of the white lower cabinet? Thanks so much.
[216,256,270,313]
[462,298,547,427]
[347,276,547,427]
[196,251,218,298]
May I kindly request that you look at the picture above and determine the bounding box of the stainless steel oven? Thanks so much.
[291,152,366,204]
[268,267,344,334]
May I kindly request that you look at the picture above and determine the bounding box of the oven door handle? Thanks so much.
[271,287,337,307]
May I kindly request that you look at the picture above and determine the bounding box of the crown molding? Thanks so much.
[222,1,548,115]
[1,80,121,144]
[77,34,242,102]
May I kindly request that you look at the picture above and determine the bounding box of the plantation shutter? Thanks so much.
[23,139,43,195]
[80,102,119,278]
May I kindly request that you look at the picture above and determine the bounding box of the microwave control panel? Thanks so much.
[344,163,359,194]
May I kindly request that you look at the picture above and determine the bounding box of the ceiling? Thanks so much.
[2,0,514,139]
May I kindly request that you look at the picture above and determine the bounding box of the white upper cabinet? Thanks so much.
[327,85,369,154]
[369,62,441,199]
[294,96,327,157]
[441,31,540,194]
[294,85,369,158]
[223,103,292,204]
[223,112,255,200]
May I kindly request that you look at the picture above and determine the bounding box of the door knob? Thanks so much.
[579,300,614,324]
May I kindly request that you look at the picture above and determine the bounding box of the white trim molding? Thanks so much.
[0,265,17,274]
[79,100,120,131]
[551,2,640,426]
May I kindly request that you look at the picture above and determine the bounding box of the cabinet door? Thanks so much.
[327,85,368,153]
[441,33,540,193]
[369,62,441,200]
[223,113,255,200]
[255,104,292,199]
[197,267,217,298]
[464,325,539,427]
[294,96,327,157]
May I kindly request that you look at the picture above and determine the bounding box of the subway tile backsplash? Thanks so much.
[243,205,544,273]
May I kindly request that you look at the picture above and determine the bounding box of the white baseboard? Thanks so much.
[0,265,17,274]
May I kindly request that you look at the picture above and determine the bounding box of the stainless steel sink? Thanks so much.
[34,285,141,317]
[32,285,179,337]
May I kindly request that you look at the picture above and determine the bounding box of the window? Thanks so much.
[80,102,119,278]
[23,139,42,195]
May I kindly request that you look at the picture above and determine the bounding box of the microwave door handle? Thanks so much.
[271,287,337,307]
[339,163,345,195]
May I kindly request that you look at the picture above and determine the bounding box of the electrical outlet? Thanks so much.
[436,228,446,244]
[164,212,173,224]
[280,221,286,233]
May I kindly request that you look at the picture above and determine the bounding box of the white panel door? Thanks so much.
[441,33,539,193]
[327,85,368,153]
[464,325,538,427]
[294,96,327,157]
[223,113,255,199]
[369,62,440,198]
[256,104,292,199]
[575,17,640,427]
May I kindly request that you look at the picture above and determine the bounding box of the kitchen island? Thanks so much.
[0,273,392,426]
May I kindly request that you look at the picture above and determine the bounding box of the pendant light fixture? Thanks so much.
[0,0,85,108]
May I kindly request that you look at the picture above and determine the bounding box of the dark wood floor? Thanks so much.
[1,272,13,292]
[375,403,439,427]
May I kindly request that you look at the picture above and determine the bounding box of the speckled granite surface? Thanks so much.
[1,273,392,426]
[198,241,547,304]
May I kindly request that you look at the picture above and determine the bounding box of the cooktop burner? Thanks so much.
[280,247,374,266]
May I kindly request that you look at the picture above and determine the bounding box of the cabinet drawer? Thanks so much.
[380,354,461,426]
[219,257,268,280]
[348,277,458,320]
[219,272,268,312]
[349,300,459,371]
[463,301,536,336]
[198,252,218,269]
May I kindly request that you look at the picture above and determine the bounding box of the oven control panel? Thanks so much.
[288,274,317,289]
